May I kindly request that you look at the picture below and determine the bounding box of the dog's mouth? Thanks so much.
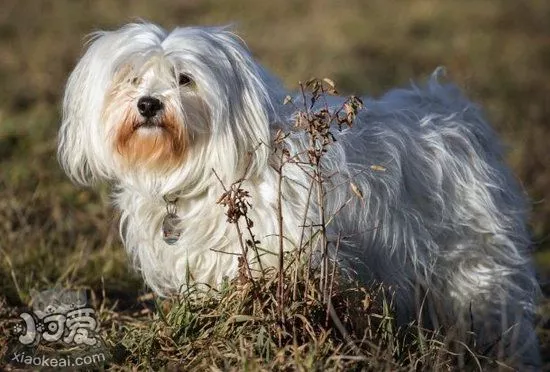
[134,120,166,130]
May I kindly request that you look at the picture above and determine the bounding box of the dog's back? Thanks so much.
[296,72,540,366]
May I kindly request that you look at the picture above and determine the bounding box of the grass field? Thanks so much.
[0,0,549,369]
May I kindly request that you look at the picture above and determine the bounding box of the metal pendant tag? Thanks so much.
[162,212,182,245]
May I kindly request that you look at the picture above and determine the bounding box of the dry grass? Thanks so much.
[98,270,460,371]
[0,0,549,370]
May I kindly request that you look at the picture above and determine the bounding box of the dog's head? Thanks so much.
[59,23,282,189]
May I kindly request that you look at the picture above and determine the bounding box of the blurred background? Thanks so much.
[0,0,548,357]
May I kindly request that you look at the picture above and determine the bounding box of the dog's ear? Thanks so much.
[199,28,285,180]
[58,31,114,186]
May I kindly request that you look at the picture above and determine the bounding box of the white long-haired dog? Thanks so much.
[58,23,540,367]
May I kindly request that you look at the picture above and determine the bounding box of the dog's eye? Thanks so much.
[130,77,140,86]
[178,73,193,86]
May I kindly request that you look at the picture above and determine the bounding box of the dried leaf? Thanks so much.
[362,293,371,310]
[323,78,335,88]
[350,182,364,201]
[370,165,386,172]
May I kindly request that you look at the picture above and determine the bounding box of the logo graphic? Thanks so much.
[5,288,109,369]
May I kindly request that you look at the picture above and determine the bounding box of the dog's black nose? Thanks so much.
[137,96,163,118]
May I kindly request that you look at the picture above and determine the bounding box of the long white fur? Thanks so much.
[58,23,541,367]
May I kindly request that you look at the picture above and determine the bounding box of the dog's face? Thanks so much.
[59,23,280,188]
[104,58,206,172]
